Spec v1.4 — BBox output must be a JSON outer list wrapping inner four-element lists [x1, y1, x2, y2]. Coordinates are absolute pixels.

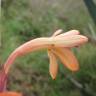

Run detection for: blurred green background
[[1, 0, 96, 96]]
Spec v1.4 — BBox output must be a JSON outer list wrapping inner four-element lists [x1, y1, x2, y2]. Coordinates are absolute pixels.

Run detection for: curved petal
[[56, 30, 80, 37], [52, 35, 88, 47], [52, 48, 79, 71], [52, 29, 63, 36], [48, 49, 58, 79]]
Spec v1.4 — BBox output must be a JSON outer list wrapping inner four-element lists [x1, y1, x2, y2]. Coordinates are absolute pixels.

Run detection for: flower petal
[[56, 30, 80, 37], [51, 35, 88, 47], [52, 29, 63, 36], [52, 48, 79, 71], [48, 49, 58, 79], [0, 92, 22, 96]]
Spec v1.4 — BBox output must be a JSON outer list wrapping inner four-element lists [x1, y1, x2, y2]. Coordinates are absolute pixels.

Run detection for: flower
[[0, 29, 88, 93], [0, 92, 22, 96]]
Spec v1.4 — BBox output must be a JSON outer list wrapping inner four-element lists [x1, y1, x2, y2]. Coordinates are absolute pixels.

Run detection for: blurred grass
[[1, 0, 96, 96]]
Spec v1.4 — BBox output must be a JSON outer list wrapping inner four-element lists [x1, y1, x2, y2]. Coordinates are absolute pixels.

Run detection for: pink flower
[[0, 29, 88, 92]]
